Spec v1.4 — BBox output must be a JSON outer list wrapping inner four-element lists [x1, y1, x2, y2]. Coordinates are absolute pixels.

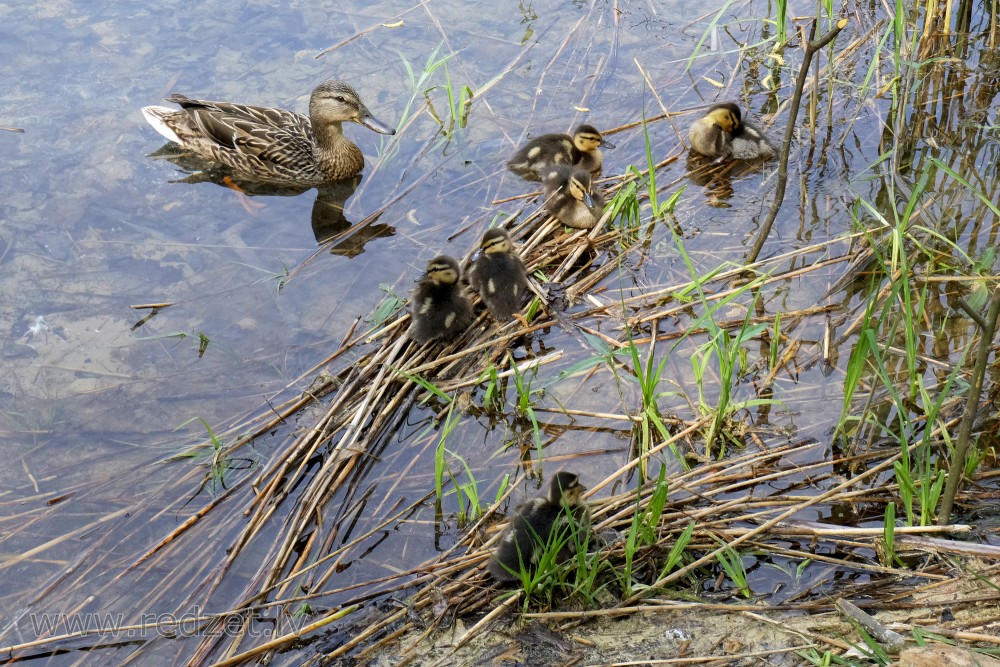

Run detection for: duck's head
[[566, 168, 595, 205], [545, 166, 596, 207], [705, 103, 742, 133], [549, 471, 586, 506], [310, 80, 396, 135], [425, 255, 461, 286], [480, 228, 514, 255], [572, 124, 615, 152]]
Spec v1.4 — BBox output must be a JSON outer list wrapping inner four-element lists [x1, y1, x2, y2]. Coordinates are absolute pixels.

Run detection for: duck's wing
[[164, 95, 311, 148]]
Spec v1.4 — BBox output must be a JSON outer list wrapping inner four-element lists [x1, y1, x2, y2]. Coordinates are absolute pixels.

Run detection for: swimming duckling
[[142, 80, 395, 185], [468, 229, 529, 322], [687, 102, 775, 161], [408, 256, 474, 345], [542, 165, 606, 230], [489, 472, 591, 582], [507, 124, 615, 180]]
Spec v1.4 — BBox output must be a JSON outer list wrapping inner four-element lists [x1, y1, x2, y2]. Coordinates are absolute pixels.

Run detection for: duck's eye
[[334, 95, 347, 103]]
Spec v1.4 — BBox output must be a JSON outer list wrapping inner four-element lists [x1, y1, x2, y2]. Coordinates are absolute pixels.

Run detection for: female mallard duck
[[408, 256, 474, 345], [489, 472, 591, 582], [468, 229, 529, 322], [142, 80, 395, 185], [507, 124, 614, 181], [688, 102, 775, 161], [542, 165, 606, 230]]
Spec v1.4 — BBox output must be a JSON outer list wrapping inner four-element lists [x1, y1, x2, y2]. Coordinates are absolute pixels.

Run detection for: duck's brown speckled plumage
[[142, 81, 395, 185]]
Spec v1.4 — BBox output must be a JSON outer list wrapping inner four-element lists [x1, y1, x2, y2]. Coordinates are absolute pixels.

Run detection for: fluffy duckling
[[468, 229, 529, 322], [408, 256, 473, 345], [687, 102, 775, 161], [489, 472, 591, 582], [542, 165, 606, 230], [142, 80, 395, 184], [507, 124, 615, 180]]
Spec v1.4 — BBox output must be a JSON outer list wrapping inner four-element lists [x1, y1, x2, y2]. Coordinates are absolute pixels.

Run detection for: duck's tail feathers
[[141, 106, 182, 144]]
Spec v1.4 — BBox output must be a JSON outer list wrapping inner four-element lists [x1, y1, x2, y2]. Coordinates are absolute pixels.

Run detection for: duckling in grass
[[489, 472, 591, 582], [142, 80, 396, 185], [408, 256, 473, 345], [542, 165, 606, 230], [468, 229, 529, 322], [507, 124, 615, 181], [688, 102, 775, 161]]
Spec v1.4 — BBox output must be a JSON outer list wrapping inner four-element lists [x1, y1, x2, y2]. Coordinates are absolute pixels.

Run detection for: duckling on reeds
[[468, 229, 529, 322], [408, 256, 473, 345], [488, 472, 591, 582], [688, 102, 775, 161], [507, 124, 614, 181], [142, 80, 395, 185], [542, 165, 606, 230]]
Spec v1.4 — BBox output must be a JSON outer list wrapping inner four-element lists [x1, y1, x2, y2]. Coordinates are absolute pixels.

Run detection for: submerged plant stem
[[746, 17, 848, 265], [937, 288, 1000, 525]]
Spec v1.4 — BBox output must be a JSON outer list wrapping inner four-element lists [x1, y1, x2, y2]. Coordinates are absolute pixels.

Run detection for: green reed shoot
[[880, 502, 899, 567], [511, 504, 590, 610], [367, 284, 405, 327], [394, 368, 453, 405], [773, 0, 788, 46], [494, 473, 511, 504], [638, 114, 685, 218], [769, 311, 781, 369], [445, 446, 482, 524], [686, 0, 736, 71], [621, 467, 670, 596], [622, 333, 676, 478], [433, 400, 460, 505], [657, 523, 695, 581], [391, 45, 473, 152], [510, 357, 543, 458], [669, 226, 777, 457], [712, 537, 751, 598], [606, 179, 641, 231], [479, 362, 504, 414], [173, 417, 234, 492]]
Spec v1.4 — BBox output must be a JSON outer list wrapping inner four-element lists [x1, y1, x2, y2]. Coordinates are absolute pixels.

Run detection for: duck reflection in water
[[146, 145, 394, 256]]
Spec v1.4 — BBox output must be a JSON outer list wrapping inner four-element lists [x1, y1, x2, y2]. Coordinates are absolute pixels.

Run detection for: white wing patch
[[444, 312, 456, 328], [487, 278, 496, 294], [419, 298, 433, 315]]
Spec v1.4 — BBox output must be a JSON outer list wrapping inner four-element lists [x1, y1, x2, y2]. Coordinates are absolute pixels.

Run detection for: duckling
[[687, 102, 775, 161], [541, 165, 606, 230], [468, 229, 529, 322], [142, 80, 395, 185], [408, 256, 474, 345], [489, 472, 591, 582], [507, 124, 615, 181]]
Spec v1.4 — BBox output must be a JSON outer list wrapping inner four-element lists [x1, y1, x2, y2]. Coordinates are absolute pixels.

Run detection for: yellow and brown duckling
[[687, 102, 775, 161], [507, 124, 614, 181], [489, 472, 591, 582], [468, 229, 529, 322], [542, 164, 606, 230], [142, 80, 396, 185], [408, 256, 474, 345]]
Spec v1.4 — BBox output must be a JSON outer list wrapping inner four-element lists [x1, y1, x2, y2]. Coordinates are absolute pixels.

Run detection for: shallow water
[[1, 0, 998, 663]]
